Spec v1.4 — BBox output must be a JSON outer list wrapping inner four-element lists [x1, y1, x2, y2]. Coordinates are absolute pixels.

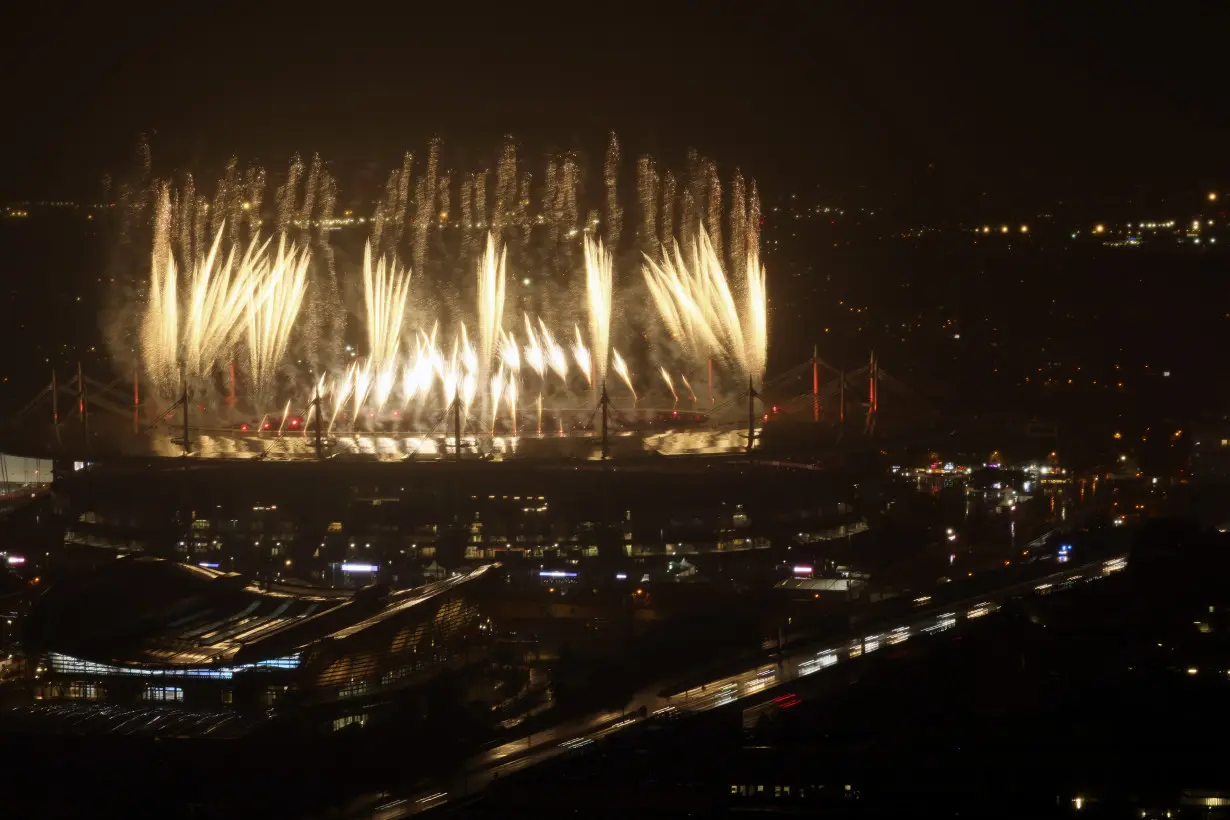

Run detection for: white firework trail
[[744, 247, 768, 386], [660, 367, 677, 405], [477, 234, 507, 377], [539, 319, 569, 382], [641, 225, 766, 385], [489, 366, 506, 433], [351, 358, 373, 422], [612, 348, 636, 401], [522, 313, 545, 377], [680, 373, 697, 403], [572, 324, 592, 388], [361, 242, 412, 410], [506, 376, 518, 436], [328, 360, 358, 434], [584, 235, 613, 385], [275, 399, 292, 437], [246, 235, 310, 404], [499, 329, 521, 373]]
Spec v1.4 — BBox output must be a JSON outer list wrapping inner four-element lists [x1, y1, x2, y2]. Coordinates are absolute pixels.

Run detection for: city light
[[1209, 192, 1218, 202], [340, 563, 379, 573]]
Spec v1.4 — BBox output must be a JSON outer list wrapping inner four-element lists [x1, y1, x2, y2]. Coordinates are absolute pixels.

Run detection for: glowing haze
[[129, 136, 770, 437]]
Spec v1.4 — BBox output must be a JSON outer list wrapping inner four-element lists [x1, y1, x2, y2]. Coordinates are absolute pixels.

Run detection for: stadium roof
[[25, 556, 497, 670]]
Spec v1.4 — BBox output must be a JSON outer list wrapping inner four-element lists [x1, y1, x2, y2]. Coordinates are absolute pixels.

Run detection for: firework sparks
[[680, 373, 697, 403], [660, 367, 677, 405], [477, 234, 507, 380], [144, 185, 311, 403], [641, 225, 765, 386], [506, 376, 518, 436], [540, 319, 569, 382], [247, 235, 310, 404], [522, 313, 545, 377], [128, 140, 770, 449], [584, 235, 613, 385], [744, 247, 768, 386], [612, 348, 636, 401], [361, 242, 412, 410], [328, 360, 357, 434], [572, 324, 592, 388], [499, 329, 521, 373], [490, 366, 506, 433]]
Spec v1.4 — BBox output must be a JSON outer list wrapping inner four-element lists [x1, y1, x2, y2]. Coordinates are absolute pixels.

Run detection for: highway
[[362, 552, 1129, 818]]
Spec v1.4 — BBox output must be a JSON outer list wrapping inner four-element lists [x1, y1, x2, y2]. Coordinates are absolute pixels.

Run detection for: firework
[[680, 373, 697, 404], [477, 234, 507, 381], [572, 324, 592, 388], [144, 187, 311, 402], [660, 367, 677, 405], [641, 225, 766, 385], [490, 366, 505, 433], [523, 313, 545, 377], [499, 329, 521, 373], [361, 243, 411, 410], [126, 138, 771, 447], [744, 247, 768, 386], [584, 235, 613, 385], [612, 348, 636, 401], [506, 376, 518, 436], [247, 235, 311, 403], [540, 319, 569, 382]]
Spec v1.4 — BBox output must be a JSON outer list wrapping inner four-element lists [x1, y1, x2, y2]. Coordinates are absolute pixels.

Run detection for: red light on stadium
[[239, 424, 249, 432], [262, 422, 272, 430], [772, 405, 779, 413], [671, 410, 678, 417], [289, 418, 300, 428]]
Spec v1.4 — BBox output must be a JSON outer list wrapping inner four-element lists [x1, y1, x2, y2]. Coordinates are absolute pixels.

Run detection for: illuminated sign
[[340, 563, 379, 573]]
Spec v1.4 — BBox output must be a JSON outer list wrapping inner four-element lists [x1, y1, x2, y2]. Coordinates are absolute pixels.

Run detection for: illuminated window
[[142, 686, 183, 702], [47, 652, 299, 679], [261, 686, 285, 708], [332, 713, 368, 731], [339, 679, 369, 699]]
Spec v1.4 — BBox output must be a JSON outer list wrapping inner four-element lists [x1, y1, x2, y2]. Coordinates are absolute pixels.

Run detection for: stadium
[[19, 557, 503, 734]]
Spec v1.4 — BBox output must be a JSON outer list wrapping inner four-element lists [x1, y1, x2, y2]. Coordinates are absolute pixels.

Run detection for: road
[[361, 552, 1129, 818]]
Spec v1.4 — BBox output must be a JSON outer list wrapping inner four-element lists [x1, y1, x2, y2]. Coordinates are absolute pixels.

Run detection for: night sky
[[6, 5, 1230, 213]]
